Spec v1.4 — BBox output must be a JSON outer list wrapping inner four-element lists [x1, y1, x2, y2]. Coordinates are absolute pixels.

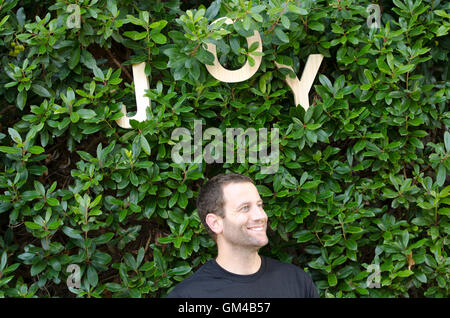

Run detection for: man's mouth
[[247, 226, 265, 232]]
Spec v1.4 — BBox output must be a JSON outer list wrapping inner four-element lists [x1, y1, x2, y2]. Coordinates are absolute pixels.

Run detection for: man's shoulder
[[263, 256, 319, 297], [263, 256, 312, 279], [264, 256, 303, 270]]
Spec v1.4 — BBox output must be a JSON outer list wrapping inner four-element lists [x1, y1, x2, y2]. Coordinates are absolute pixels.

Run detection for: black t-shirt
[[167, 256, 319, 298]]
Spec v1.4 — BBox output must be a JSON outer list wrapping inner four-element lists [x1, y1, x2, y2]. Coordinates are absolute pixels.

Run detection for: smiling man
[[167, 173, 319, 298]]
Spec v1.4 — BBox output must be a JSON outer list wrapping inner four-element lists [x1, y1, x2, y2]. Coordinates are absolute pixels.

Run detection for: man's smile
[[247, 225, 266, 232]]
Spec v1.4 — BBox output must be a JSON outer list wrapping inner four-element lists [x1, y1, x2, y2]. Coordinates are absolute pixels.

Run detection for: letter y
[[275, 54, 323, 110]]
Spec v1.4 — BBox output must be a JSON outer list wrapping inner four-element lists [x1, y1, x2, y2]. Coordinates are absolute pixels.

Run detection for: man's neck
[[215, 248, 262, 275]]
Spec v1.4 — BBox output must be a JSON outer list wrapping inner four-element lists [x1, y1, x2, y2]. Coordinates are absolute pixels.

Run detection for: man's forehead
[[222, 182, 261, 206]]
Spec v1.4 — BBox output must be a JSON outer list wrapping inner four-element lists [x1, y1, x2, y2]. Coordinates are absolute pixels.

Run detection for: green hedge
[[0, 0, 449, 298]]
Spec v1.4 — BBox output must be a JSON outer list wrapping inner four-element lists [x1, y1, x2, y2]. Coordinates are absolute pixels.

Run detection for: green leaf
[[69, 47, 81, 70], [70, 111, 80, 123], [344, 239, 358, 251], [0, 252, 6, 271], [158, 236, 174, 244], [16, 7, 26, 27], [142, 11, 149, 24], [0, 146, 21, 154], [332, 255, 347, 266], [22, 191, 40, 201], [77, 109, 96, 119], [141, 135, 151, 156], [87, 266, 98, 287], [256, 185, 272, 196], [287, 4, 307, 15], [169, 191, 179, 208], [153, 248, 166, 272], [149, 20, 168, 30], [32, 84, 52, 98], [92, 251, 112, 267], [376, 58, 391, 74], [168, 265, 192, 276], [178, 192, 188, 209], [268, 6, 283, 16], [364, 69, 373, 82], [305, 130, 317, 143], [47, 220, 61, 230], [346, 226, 363, 233], [28, 146, 45, 154], [93, 65, 104, 80], [360, 84, 372, 91], [25, 222, 41, 230], [62, 226, 83, 240], [152, 33, 167, 44], [34, 181, 45, 196], [106, 283, 123, 292], [17, 90, 27, 110], [328, 273, 337, 286], [274, 28, 289, 43], [4, 81, 18, 88], [309, 21, 324, 32], [195, 47, 215, 65], [417, 201, 433, 209], [293, 230, 314, 243], [396, 270, 413, 277], [319, 74, 333, 93], [0, 15, 10, 29], [248, 41, 260, 52], [90, 195, 102, 209], [280, 15, 290, 29], [126, 15, 146, 27], [31, 260, 47, 276], [353, 140, 367, 153], [415, 272, 427, 283], [81, 50, 97, 70], [397, 64, 415, 74], [302, 180, 321, 189], [356, 287, 369, 295], [46, 197, 59, 206], [124, 31, 147, 41], [444, 131, 450, 152], [299, 190, 315, 203], [401, 230, 409, 248], [436, 164, 446, 187], [8, 128, 22, 144], [135, 161, 154, 169], [250, 12, 263, 23], [438, 207, 450, 216]]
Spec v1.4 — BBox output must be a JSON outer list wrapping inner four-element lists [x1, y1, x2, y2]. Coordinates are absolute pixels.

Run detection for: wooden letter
[[115, 62, 150, 129], [274, 54, 323, 110], [205, 17, 262, 83]]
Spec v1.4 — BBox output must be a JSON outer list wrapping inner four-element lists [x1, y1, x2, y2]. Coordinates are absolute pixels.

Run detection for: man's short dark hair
[[197, 173, 254, 239]]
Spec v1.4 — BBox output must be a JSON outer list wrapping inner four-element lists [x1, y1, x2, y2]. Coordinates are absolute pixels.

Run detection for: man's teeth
[[248, 227, 264, 231]]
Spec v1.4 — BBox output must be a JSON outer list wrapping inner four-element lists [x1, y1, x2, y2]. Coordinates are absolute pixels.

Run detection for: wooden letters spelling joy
[[116, 17, 324, 129]]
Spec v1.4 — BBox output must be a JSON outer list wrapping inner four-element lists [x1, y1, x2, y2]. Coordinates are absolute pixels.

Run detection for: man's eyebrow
[[236, 200, 263, 208]]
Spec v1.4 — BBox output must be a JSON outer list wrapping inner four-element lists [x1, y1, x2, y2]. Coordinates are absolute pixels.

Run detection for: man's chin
[[260, 237, 269, 247], [248, 235, 268, 248]]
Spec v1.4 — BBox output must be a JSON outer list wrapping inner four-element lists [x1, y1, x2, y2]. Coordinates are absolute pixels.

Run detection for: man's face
[[218, 182, 269, 250]]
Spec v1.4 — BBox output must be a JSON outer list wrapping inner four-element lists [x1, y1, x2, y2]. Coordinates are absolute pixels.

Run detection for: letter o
[[205, 17, 262, 83]]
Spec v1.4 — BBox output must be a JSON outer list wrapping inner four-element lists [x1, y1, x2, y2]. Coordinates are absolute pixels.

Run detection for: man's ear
[[206, 213, 223, 235]]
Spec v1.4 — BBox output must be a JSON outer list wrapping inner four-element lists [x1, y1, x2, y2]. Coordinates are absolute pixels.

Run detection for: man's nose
[[251, 205, 267, 221]]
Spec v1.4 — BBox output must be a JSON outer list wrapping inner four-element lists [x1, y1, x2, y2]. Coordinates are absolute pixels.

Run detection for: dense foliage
[[0, 0, 449, 298]]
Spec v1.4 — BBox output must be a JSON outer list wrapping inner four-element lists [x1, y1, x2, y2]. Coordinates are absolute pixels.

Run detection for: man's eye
[[241, 205, 249, 211]]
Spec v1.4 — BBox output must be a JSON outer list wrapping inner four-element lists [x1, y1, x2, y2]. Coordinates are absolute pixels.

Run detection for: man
[[167, 173, 319, 298]]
